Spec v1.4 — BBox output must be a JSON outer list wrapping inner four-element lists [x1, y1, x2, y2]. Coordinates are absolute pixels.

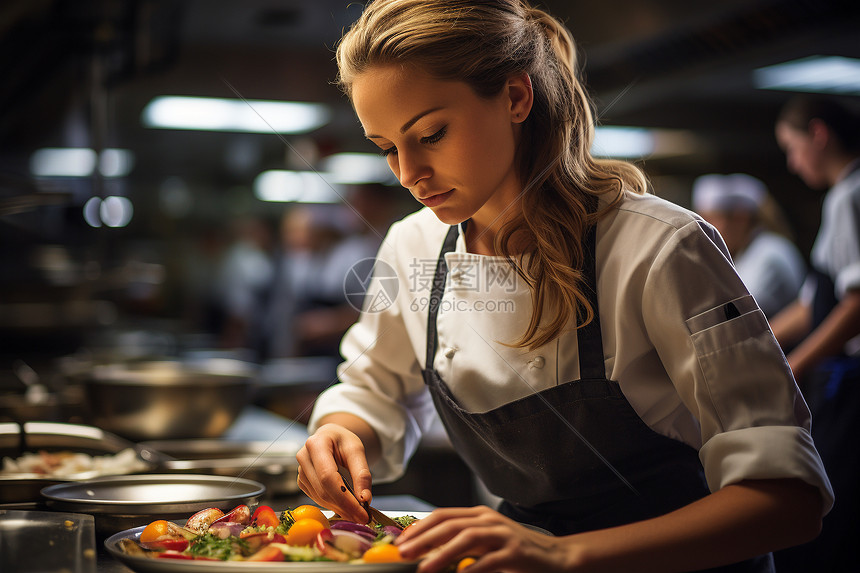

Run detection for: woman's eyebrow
[[365, 106, 445, 139]]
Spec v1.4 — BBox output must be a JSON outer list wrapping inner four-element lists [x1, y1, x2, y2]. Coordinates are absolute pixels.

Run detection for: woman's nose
[[395, 150, 431, 188]]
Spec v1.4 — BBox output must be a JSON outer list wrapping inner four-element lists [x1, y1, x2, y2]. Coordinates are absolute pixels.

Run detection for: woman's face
[[351, 65, 526, 227], [776, 121, 828, 190]]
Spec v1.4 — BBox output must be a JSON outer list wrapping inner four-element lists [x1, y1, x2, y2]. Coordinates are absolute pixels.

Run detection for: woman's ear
[[508, 72, 533, 123], [808, 118, 830, 149]]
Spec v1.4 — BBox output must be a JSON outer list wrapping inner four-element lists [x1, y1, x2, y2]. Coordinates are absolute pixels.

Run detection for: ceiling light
[[30, 148, 134, 178], [30, 148, 135, 178], [591, 127, 656, 158], [142, 96, 331, 133], [318, 153, 396, 185], [753, 55, 860, 95], [254, 170, 343, 203]]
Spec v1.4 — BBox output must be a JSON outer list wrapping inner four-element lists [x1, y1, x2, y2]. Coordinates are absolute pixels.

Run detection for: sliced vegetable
[[213, 504, 250, 526], [330, 529, 374, 557], [315, 530, 351, 562], [330, 520, 376, 539], [251, 505, 280, 528], [241, 531, 286, 553], [247, 545, 285, 562], [208, 521, 244, 539], [185, 508, 224, 533]]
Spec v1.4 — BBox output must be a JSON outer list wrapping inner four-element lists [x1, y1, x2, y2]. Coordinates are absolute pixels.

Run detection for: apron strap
[[425, 224, 460, 370], [424, 220, 606, 379], [577, 222, 606, 380]]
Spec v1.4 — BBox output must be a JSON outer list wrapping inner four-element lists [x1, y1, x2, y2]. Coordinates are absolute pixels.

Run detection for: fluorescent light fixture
[[753, 55, 860, 95], [318, 152, 397, 184], [254, 170, 343, 203], [30, 148, 134, 177], [592, 126, 655, 158], [84, 196, 134, 228], [142, 95, 331, 133]]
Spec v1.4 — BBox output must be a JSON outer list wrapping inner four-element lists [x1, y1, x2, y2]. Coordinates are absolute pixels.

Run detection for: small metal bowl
[[82, 359, 256, 441], [41, 473, 265, 537]]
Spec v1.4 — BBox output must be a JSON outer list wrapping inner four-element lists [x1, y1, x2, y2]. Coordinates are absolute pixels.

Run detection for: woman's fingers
[[295, 425, 371, 523]]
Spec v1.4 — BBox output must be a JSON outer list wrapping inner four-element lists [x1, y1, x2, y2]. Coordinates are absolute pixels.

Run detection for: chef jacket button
[[444, 347, 457, 359], [530, 356, 545, 369]]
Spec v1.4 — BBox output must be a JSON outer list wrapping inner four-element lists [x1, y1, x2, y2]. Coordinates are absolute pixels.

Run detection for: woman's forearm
[[569, 479, 822, 573], [769, 299, 811, 349], [788, 290, 860, 378]]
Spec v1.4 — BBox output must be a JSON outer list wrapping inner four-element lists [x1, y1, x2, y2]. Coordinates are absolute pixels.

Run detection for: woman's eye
[[379, 146, 397, 157], [421, 126, 447, 145]]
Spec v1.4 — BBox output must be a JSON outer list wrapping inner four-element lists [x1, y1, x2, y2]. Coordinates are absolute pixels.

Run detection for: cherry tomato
[[251, 505, 280, 528], [289, 505, 330, 529], [286, 518, 326, 546], [140, 520, 170, 543], [362, 544, 403, 563], [457, 557, 478, 570]]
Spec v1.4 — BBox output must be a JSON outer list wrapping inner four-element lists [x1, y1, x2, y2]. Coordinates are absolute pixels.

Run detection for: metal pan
[[40, 474, 265, 536], [0, 421, 170, 507], [140, 439, 301, 496]]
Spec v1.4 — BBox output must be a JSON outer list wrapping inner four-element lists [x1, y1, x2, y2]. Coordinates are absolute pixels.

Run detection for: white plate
[[104, 512, 429, 573]]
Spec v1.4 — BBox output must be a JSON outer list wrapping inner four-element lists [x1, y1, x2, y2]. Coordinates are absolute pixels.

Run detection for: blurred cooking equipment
[[140, 438, 302, 496], [0, 360, 86, 424], [81, 358, 257, 441], [0, 509, 96, 573], [255, 356, 338, 425], [0, 421, 168, 507], [40, 474, 265, 537]]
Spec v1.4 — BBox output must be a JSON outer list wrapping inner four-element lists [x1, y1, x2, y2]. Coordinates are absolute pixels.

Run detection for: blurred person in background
[[263, 186, 403, 360], [262, 204, 346, 360], [214, 215, 276, 354], [771, 95, 860, 573], [692, 173, 805, 318]]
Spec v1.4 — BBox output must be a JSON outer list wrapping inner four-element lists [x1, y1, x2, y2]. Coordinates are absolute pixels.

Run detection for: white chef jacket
[[809, 162, 860, 299], [309, 191, 833, 513]]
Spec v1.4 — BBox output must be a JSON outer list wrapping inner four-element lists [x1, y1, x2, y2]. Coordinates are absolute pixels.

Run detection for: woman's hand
[[395, 506, 578, 573], [295, 421, 373, 524]]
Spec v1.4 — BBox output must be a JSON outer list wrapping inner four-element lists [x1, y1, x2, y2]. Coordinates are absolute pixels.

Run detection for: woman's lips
[[418, 189, 454, 207]]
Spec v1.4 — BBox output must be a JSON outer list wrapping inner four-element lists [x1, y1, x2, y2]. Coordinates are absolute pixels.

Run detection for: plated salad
[[118, 504, 419, 563]]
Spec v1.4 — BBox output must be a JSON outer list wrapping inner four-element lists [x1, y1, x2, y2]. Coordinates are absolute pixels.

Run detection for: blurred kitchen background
[[1, 0, 859, 507]]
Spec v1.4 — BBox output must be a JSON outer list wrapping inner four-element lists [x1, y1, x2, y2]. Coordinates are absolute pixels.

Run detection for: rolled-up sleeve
[[641, 220, 834, 514], [307, 221, 436, 483]]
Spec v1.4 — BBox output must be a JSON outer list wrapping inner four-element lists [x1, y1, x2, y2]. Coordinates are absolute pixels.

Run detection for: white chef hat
[[692, 173, 767, 213]]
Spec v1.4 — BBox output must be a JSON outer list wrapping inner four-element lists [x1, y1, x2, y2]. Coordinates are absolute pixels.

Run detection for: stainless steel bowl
[[41, 473, 265, 537], [82, 359, 256, 441]]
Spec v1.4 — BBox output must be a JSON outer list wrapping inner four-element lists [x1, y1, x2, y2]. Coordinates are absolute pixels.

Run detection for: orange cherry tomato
[[251, 505, 280, 528], [140, 520, 170, 543], [457, 557, 478, 571], [289, 505, 330, 529], [286, 518, 326, 546], [362, 544, 403, 563]]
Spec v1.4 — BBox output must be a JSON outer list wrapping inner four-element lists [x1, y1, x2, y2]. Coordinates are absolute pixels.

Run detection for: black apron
[[774, 267, 860, 573], [421, 223, 773, 572]]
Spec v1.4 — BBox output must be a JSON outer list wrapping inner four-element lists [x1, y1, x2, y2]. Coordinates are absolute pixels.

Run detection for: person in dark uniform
[[770, 95, 860, 573], [296, 2, 833, 571]]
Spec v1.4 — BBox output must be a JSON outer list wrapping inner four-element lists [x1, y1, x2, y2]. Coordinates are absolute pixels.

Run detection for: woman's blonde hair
[[337, 0, 648, 349]]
